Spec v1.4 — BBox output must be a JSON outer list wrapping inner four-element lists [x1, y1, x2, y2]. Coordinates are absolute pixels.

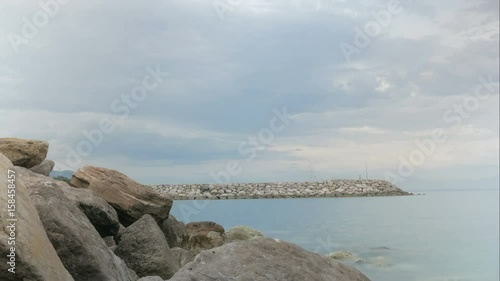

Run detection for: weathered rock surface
[[71, 165, 173, 226], [0, 154, 74, 281], [328, 250, 354, 261], [13, 167, 136, 281], [151, 179, 412, 200], [0, 138, 49, 168], [137, 277, 164, 281], [29, 159, 55, 176], [185, 221, 226, 254], [114, 215, 179, 279], [61, 186, 120, 237], [226, 226, 264, 242], [170, 238, 371, 281], [160, 215, 188, 248], [171, 247, 196, 268]]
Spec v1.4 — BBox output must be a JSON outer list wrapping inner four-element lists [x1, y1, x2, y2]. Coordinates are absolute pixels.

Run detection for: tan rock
[[0, 138, 49, 168], [0, 153, 74, 281], [71, 165, 173, 226]]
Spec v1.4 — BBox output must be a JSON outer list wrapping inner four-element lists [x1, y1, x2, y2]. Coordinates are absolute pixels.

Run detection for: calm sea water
[[170, 190, 499, 281]]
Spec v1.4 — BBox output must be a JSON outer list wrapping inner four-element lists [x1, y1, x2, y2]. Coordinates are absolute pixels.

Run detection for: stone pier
[[149, 179, 411, 200]]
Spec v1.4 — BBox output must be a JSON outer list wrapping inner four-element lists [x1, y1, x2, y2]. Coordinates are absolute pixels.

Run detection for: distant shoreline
[[149, 179, 412, 200]]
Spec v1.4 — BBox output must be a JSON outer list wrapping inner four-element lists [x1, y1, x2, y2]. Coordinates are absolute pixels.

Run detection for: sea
[[170, 189, 499, 281]]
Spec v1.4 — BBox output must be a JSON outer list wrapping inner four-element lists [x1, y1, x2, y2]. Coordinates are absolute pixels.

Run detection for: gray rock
[[171, 247, 195, 268], [185, 221, 226, 254], [0, 138, 49, 168], [12, 167, 136, 281], [29, 159, 55, 176], [170, 238, 371, 281], [61, 186, 120, 237], [137, 277, 164, 281], [104, 236, 117, 247], [71, 165, 173, 226], [114, 215, 179, 279], [0, 154, 74, 281], [160, 215, 188, 248]]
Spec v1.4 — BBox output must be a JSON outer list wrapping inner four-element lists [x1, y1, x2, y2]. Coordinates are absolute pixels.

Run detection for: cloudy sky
[[0, 0, 498, 190]]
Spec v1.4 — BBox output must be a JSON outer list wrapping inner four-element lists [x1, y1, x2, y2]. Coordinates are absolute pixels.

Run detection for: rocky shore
[[0, 137, 372, 281], [150, 179, 411, 200]]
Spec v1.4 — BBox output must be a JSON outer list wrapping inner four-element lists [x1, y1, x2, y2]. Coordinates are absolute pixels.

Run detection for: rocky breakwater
[[0, 137, 372, 281], [150, 179, 411, 200]]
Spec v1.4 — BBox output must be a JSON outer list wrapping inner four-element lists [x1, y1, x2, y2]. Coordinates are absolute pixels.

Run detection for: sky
[[0, 0, 498, 190]]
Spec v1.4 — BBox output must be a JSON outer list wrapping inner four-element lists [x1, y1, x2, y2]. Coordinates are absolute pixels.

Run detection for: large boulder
[[170, 238, 371, 281], [226, 225, 264, 242], [0, 154, 74, 281], [61, 186, 120, 237], [0, 138, 48, 168], [185, 221, 226, 254], [71, 165, 173, 226], [160, 215, 188, 248], [29, 159, 55, 176], [114, 215, 179, 279], [12, 167, 137, 281]]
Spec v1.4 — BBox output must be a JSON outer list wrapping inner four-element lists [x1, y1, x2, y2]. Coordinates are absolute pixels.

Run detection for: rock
[[29, 159, 55, 176], [0, 138, 49, 168], [113, 253, 140, 281], [115, 223, 126, 244], [160, 215, 188, 248], [327, 250, 354, 261], [104, 236, 117, 247], [12, 167, 137, 281], [71, 165, 173, 226], [226, 225, 263, 242], [171, 247, 196, 268], [0, 154, 74, 281], [185, 221, 226, 254], [114, 215, 179, 279], [61, 186, 120, 237], [170, 238, 371, 281], [137, 277, 164, 281]]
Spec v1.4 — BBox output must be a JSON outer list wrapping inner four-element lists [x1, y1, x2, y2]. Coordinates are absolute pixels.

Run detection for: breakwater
[[149, 179, 412, 200]]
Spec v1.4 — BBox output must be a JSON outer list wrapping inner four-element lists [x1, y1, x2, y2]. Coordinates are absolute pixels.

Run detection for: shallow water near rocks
[[171, 190, 499, 281]]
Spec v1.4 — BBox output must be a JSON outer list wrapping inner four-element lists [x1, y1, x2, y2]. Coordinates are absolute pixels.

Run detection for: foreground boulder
[[185, 221, 226, 254], [71, 165, 173, 226], [160, 215, 188, 248], [61, 187, 120, 237], [226, 225, 264, 242], [0, 138, 48, 168], [0, 154, 74, 281], [13, 167, 137, 281], [29, 159, 55, 176], [114, 215, 179, 279], [170, 238, 371, 281]]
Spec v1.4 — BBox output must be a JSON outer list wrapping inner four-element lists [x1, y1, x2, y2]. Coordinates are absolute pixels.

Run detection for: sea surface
[[170, 190, 499, 281]]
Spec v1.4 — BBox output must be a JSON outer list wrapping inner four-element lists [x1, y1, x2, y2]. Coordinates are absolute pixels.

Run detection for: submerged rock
[[170, 238, 371, 281], [327, 250, 354, 261]]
